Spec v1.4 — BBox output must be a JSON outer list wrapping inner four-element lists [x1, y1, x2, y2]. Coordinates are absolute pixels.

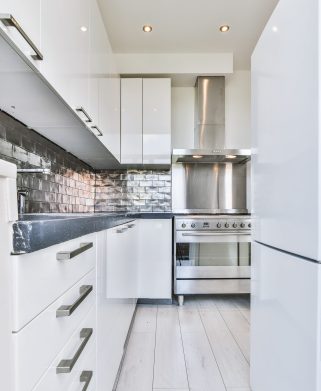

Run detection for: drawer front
[[32, 306, 96, 391], [12, 233, 96, 330], [13, 270, 96, 391]]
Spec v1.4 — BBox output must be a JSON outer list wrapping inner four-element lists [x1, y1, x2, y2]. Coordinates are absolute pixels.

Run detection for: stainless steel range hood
[[172, 76, 251, 164]]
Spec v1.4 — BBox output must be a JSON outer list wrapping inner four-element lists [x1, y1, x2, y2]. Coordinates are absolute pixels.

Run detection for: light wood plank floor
[[116, 295, 251, 391]]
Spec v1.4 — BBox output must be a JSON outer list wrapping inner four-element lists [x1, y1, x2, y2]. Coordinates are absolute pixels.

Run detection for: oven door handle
[[181, 232, 250, 236]]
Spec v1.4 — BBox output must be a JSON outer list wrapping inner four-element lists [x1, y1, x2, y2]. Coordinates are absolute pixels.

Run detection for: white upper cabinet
[[41, 0, 90, 122], [0, 0, 42, 69], [121, 77, 171, 165], [121, 78, 143, 164], [89, 0, 120, 161], [143, 78, 171, 164]]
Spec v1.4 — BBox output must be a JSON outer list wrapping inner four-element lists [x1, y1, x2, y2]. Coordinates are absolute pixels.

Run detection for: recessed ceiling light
[[80, 26, 88, 32], [272, 26, 278, 32], [143, 25, 153, 33], [219, 25, 230, 33], [192, 155, 203, 159], [226, 155, 237, 159]]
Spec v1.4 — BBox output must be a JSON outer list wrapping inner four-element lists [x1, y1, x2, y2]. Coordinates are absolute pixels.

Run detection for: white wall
[[171, 87, 195, 149], [225, 70, 251, 149], [171, 71, 251, 149]]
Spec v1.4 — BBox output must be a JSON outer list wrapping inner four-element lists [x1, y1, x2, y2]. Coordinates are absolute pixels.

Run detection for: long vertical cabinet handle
[[56, 285, 93, 317], [80, 371, 93, 391], [0, 14, 43, 60], [56, 328, 93, 374]]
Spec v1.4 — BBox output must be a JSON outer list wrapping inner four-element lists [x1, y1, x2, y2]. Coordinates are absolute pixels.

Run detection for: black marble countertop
[[12, 212, 174, 254]]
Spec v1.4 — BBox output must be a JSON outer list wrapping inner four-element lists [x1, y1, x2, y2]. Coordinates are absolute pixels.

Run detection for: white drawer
[[32, 306, 96, 391], [13, 270, 96, 391], [11, 233, 96, 330]]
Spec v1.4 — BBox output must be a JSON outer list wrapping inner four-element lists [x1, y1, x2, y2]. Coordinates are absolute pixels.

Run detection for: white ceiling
[[98, 0, 279, 70]]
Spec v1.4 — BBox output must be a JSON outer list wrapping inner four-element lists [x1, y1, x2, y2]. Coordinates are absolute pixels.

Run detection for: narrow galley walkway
[[115, 295, 251, 391]]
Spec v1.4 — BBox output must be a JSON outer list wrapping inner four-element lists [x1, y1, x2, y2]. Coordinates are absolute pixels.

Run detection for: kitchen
[[0, 0, 318, 390]]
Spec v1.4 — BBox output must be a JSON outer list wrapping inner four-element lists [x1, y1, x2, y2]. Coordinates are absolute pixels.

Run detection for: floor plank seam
[[218, 309, 250, 366], [152, 305, 160, 389], [177, 304, 191, 391], [198, 306, 228, 391]]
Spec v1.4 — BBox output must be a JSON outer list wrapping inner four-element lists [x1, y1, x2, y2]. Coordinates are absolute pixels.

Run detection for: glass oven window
[[176, 242, 251, 267]]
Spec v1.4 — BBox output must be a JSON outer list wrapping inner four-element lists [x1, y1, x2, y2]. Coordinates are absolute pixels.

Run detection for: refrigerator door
[[251, 242, 321, 391], [0, 159, 17, 391], [251, 0, 320, 260]]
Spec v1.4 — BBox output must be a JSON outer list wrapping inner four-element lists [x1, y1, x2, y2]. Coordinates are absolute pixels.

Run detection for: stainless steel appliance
[[174, 215, 251, 305], [172, 162, 249, 214]]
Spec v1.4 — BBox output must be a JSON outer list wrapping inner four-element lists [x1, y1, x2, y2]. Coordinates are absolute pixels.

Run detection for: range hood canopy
[[172, 149, 251, 164], [172, 76, 251, 164]]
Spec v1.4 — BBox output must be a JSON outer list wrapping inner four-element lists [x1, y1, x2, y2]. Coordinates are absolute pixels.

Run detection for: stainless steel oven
[[174, 215, 251, 305]]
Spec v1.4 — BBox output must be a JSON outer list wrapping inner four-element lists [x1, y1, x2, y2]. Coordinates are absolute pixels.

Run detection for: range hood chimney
[[195, 76, 225, 149], [172, 76, 250, 164]]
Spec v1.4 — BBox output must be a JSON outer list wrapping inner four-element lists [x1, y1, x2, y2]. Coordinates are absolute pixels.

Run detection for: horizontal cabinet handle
[[127, 223, 135, 229], [91, 125, 103, 137], [181, 232, 250, 236], [116, 227, 128, 234], [56, 242, 93, 261], [56, 285, 93, 317], [0, 14, 43, 60], [80, 371, 93, 391], [76, 107, 93, 123], [56, 328, 93, 374]]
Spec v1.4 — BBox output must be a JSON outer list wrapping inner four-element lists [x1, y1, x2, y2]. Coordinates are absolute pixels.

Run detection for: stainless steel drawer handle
[[56, 285, 93, 317], [80, 371, 93, 391], [116, 227, 128, 234], [56, 242, 93, 261], [76, 107, 93, 123], [56, 328, 93, 374], [91, 125, 103, 136], [0, 14, 43, 60]]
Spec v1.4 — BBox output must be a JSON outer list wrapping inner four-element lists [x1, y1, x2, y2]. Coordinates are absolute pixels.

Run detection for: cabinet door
[[0, 0, 41, 69], [99, 56, 121, 161], [106, 222, 138, 299], [143, 78, 171, 165], [138, 219, 172, 299], [41, 0, 90, 121], [121, 78, 143, 164]]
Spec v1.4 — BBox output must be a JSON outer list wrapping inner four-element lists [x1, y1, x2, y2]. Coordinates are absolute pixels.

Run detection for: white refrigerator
[[251, 0, 321, 389], [0, 159, 17, 390]]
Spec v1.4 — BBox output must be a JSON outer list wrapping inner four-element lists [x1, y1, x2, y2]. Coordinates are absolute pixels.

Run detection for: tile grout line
[[152, 305, 159, 390], [217, 306, 250, 366], [177, 306, 191, 391], [197, 304, 228, 391]]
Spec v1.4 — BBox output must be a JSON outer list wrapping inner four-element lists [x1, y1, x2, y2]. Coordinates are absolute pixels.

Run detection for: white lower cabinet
[[9, 233, 97, 391], [138, 219, 172, 299], [106, 221, 138, 299], [13, 270, 95, 391], [32, 306, 96, 391], [11, 233, 96, 331]]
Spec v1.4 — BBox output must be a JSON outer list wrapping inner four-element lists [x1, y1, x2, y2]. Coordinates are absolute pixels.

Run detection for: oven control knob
[[240, 223, 245, 228], [217, 223, 222, 228], [233, 223, 237, 228], [191, 223, 196, 228], [248, 223, 252, 228], [225, 223, 229, 228], [181, 223, 186, 228]]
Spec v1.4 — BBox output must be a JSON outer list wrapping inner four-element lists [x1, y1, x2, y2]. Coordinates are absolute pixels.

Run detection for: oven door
[[175, 231, 251, 280]]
